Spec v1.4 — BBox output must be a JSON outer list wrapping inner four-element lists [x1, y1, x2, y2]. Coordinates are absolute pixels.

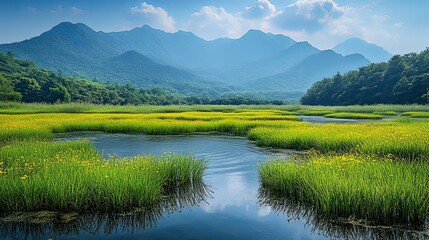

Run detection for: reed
[[402, 112, 429, 118], [249, 122, 429, 160], [259, 153, 429, 226], [0, 141, 207, 212]]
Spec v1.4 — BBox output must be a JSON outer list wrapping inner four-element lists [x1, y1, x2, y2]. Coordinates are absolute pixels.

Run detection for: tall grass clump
[[249, 122, 429, 160], [259, 154, 429, 226], [402, 112, 429, 118], [373, 111, 398, 116], [0, 141, 207, 212]]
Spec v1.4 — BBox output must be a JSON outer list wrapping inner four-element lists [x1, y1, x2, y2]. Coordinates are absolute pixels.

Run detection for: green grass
[[324, 112, 383, 119], [402, 112, 429, 118], [0, 141, 207, 212], [259, 153, 429, 226], [1, 103, 429, 226], [1, 102, 429, 114], [248, 122, 429, 160], [373, 111, 398, 116]]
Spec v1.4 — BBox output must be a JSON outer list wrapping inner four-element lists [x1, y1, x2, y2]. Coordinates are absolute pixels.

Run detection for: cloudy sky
[[0, 0, 427, 54]]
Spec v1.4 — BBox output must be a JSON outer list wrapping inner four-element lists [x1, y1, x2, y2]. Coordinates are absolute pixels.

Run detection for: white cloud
[[130, 2, 176, 32], [184, 6, 249, 40], [244, 0, 276, 19], [182, 0, 351, 41], [50, 5, 65, 15], [50, 5, 84, 15], [272, 0, 346, 33], [71, 7, 84, 15], [393, 22, 404, 28], [371, 14, 389, 22], [126, 0, 397, 53]]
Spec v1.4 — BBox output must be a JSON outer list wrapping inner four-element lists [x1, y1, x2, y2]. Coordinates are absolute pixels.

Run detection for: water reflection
[[258, 187, 429, 240], [0, 182, 212, 240]]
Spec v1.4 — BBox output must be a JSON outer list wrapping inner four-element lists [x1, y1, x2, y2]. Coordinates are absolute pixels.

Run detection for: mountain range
[[0, 22, 390, 100]]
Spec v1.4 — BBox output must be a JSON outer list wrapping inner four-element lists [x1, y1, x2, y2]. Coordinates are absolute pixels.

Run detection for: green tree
[[14, 77, 42, 102], [47, 86, 71, 103], [0, 74, 22, 101]]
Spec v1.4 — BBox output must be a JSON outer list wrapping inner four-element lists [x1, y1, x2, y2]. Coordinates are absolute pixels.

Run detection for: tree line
[[0, 52, 282, 105], [301, 49, 429, 105]]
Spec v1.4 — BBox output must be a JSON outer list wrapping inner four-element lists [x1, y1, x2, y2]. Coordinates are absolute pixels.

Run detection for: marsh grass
[[248, 122, 429, 160], [1, 104, 429, 225], [0, 113, 302, 139], [0, 141, 207, 212], [259, 153, 429, 226], [373, 111, 398, 116], [402, 112, 429, 118], [1, 102, 429, 114]]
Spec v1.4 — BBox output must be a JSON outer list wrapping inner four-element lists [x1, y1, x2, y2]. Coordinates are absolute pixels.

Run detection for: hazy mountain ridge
[[250, 50, 370, 91], [0, 22, 231, 97], [333, 38, 392, 63], [0, 22, 381, 100]]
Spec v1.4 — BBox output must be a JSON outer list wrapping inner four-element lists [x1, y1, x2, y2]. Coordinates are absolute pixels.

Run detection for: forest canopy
[[301, 49, 429, 105]]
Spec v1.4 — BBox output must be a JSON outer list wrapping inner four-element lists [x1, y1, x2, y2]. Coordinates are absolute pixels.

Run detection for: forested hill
[[301, 49, 429, 105], [0, 52, 282, 105]]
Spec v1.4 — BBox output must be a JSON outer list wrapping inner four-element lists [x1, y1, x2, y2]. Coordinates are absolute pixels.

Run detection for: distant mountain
[[227, 41, 320, 83], [0, 22, 229, 97], [0, 22, 375, 100], [249, 50, 371, 91], [207, 30, 296, 69], [109, 28, 296, 70], [101, 51, 229, 96], [0, 22, 118, 75], [333, 38, 392, 63]]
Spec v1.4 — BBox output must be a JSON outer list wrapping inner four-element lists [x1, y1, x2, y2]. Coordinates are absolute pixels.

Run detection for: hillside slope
[[301, 49, 429, 105]]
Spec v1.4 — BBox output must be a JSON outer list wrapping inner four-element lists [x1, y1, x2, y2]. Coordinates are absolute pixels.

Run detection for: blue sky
[[0, 0, 427, 54]]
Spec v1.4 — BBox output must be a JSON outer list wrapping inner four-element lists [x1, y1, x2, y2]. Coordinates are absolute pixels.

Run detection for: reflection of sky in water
[[53, 133, 327, 239]]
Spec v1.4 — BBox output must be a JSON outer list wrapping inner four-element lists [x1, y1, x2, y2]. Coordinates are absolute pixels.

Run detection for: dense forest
[[301, 49, 429, 105], [0, 52, 282, 105]]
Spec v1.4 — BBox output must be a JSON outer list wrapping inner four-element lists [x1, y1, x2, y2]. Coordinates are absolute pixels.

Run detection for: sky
[[0, 0, 427, 54]]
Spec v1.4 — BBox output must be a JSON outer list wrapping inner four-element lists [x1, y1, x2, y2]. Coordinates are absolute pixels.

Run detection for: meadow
[[0, 102, 429, 227]]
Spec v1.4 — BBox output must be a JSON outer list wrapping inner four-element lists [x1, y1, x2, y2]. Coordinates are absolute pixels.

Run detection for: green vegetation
[[0, 104, 429, 227], [301, 49, 429, 105], [0, 140, 206, 212], [324, 112, 383, 119], [402, 112, 429, 118], [249, 122, 429, 160], [372, 111, 398, 116], [2, 102, 429, 115], [259, 153, 429, 226]]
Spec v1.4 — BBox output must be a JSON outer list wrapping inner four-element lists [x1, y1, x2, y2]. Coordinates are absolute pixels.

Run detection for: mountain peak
[[333, 37, 392, 63], [343, 37, 367, 43], [47, 22, 95, 37], [241, 29, 267, 39], [52, 22, 90, 31]]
